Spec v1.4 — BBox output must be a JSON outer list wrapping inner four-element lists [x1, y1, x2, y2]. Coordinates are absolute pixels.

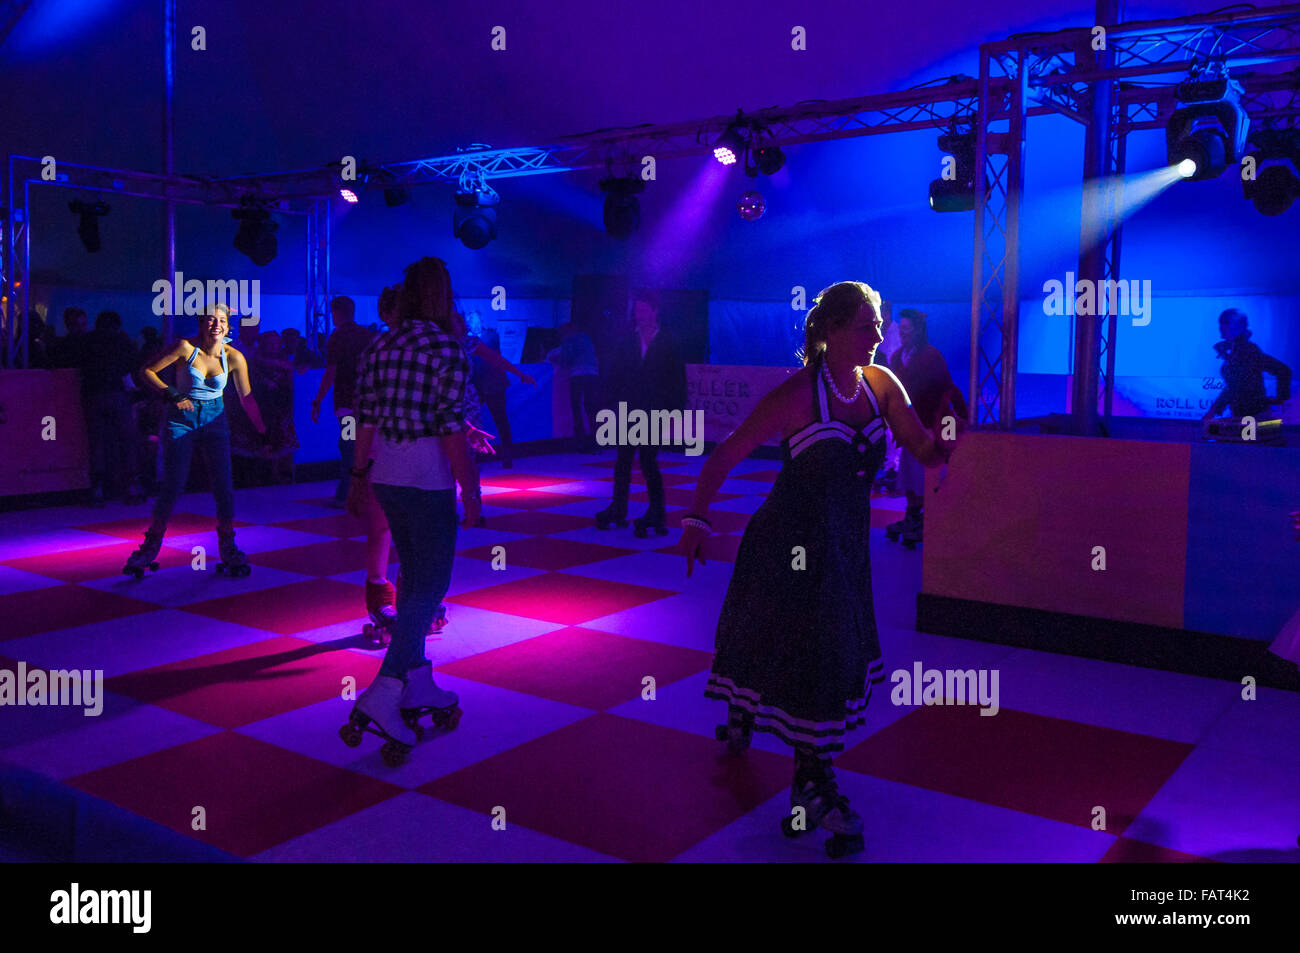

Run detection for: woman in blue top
[[124, 304, 267, 577]]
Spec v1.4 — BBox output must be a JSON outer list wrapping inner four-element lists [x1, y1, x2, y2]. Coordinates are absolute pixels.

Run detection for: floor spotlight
[[69, 200, 110, 252], [600, 175, 644, 239], [453, 174, 500, 249], [232, 200, 278, 266], [1166, 69, 1248, 181]]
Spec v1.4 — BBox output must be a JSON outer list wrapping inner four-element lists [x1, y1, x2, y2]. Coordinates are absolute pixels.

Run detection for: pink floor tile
[[437, 626, 713, 708], [69, 732, 403, 857], [447, 571, 676, 625], [422, 713, 790, 862]]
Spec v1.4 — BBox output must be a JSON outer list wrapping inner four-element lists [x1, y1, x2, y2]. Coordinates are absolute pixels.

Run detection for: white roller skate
[[339, 676, 416, 766], [398, 661, 461, 740], [781, 760, 865, 859]]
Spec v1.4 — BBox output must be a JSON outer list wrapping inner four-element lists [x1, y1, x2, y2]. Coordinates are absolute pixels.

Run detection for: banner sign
[[686, 364, 799, 445]]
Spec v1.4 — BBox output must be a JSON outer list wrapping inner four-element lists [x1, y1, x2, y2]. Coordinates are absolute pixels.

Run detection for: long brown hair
[[799, 281, 881, 366], [395, 257, 464, 337]]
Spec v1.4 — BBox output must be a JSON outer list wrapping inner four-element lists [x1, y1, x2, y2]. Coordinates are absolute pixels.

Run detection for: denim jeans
[[334, 415, 356, 502], [152, 398, 234, 531], [370, 483, 458, 678], [569, 375, 600, 450]]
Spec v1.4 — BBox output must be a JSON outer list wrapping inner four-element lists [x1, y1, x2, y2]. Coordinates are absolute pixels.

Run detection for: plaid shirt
[[355, 322, 471, 442]]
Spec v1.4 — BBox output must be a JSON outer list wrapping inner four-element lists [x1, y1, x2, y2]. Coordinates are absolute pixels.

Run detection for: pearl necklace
[[821, 360, 864, 404]]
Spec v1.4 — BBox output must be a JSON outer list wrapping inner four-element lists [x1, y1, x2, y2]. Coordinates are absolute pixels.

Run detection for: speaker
[[521, 326, 562, 363]]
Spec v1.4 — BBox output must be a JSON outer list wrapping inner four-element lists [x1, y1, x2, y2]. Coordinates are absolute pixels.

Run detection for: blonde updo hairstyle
[[799, 280, 881, 367]]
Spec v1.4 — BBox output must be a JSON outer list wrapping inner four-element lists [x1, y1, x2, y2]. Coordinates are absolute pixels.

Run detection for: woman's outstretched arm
[[687, 373, 797, 517], [867, 365, 950, 467]]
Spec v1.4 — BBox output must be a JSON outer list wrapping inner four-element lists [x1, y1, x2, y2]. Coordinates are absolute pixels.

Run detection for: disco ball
[[737, 190, 766, 221]]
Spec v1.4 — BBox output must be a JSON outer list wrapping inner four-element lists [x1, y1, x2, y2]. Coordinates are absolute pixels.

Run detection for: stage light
[[1242, 130, 1300, 216], [928, 130, 976, 212], [1166, 69, 1248, 181], [753, 145, 785, 176], [453, 175, 500, 249], [600, 175, 644, 239], [69, 200, 109, 252], [713, 124, 747, 166], [232, 201, 278, 266], [339, 188, 359, 203], [1177, 158, 1197, 178]]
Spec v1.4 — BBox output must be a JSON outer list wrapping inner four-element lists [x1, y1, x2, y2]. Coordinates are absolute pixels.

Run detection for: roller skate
[[594, 499, 628, 530], [362, 579, 397, 647], [714, 705, 755, 755], [632, 506, 669, 538], [338, 675, 416, 766], [781, 756, 865, 859], [214, 529, 252, 577], [899, 508, 923, 550], [398, 661, 462, 740], [122, 528, 164, 579], [887, 503, 921, 546]]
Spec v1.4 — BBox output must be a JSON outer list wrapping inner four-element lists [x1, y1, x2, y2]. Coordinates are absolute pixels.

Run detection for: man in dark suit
[[595, 290, 687, 535]]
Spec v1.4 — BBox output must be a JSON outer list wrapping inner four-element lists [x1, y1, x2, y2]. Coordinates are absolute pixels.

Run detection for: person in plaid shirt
[[341, 257, 483, 761]]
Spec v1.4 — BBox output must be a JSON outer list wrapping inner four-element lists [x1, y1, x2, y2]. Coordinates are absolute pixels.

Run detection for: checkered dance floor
[[1, 452, 1297, 862]]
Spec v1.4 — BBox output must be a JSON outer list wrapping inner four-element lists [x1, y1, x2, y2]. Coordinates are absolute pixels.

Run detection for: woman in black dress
[[677, 280, 955, 857]]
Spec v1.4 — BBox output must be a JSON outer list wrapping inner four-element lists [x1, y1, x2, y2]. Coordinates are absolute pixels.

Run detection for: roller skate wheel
[[634, 526, 647, 538], [434, 707, 461, 730], [339, 724, 363, 747], [380, 741, 409, 767], [825, 833, 864, 859], [781, 816, 804, 838], [411, 722, 425, 742]]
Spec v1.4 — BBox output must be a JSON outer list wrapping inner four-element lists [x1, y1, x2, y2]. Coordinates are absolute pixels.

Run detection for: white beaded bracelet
[[680, 516, 712, 534]]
